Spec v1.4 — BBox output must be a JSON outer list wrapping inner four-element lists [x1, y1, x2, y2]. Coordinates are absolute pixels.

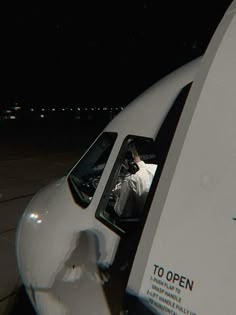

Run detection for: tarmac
[[0, 121, 104, 314]]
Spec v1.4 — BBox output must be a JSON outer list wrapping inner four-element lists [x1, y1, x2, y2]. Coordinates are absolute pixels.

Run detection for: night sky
[[0, 1, 233, 108]]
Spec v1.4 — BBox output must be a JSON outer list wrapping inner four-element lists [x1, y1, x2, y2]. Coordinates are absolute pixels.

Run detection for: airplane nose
[[15, 180, 112, 314], [16, 213, 111, 314]]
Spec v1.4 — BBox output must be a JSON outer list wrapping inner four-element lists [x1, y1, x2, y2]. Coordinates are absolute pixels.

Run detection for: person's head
[[122, 143, 139, 174]]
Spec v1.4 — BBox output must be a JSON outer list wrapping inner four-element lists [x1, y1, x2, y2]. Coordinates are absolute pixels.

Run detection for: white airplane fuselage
[[16, 1, 236, 314]]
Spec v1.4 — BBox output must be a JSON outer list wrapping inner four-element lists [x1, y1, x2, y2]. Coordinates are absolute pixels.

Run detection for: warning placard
[[142, 264, 196, 315]]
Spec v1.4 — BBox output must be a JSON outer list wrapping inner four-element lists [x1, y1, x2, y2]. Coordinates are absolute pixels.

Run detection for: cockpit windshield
[[68, 132, 117, 208]]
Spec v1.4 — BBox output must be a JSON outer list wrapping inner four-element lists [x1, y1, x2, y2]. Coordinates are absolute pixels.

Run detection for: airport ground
[[0, 120, 107, 314]]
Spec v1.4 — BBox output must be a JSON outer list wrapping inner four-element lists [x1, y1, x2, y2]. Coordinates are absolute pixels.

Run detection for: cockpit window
[[68, 132, 117, 208], [95, 83, 192, 236], [96, 136, 158, 235]]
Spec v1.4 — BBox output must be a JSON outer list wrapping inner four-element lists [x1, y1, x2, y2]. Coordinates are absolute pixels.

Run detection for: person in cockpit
[[113, 145, 157, 218]]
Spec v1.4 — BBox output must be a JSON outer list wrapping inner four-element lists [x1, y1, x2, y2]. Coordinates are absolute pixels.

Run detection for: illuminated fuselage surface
[[129, 1, 236, 314], [15, 59, 199, 315], [16, 1, 236, 314]]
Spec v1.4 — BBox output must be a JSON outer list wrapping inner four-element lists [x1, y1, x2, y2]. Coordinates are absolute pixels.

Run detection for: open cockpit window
[[96, 83, 192, 236], [96, 136, 158, 235], [68, 132, 117, 208]]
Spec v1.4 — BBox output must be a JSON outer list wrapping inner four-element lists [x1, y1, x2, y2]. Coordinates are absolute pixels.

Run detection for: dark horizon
[[0, 1, 232, 108]]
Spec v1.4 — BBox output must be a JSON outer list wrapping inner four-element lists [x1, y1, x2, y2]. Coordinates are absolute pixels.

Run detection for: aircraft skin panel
[[15, 60, 200, 315], [16, 176, 114, 315], [127, 5, 236, 300], [129, 3, 236, 315], [14, 60, 200, 314], [104, 58, 200, 140]]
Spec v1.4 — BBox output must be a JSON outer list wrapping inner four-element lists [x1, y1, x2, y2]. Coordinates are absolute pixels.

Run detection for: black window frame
[[67, 132, 118, 208]]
